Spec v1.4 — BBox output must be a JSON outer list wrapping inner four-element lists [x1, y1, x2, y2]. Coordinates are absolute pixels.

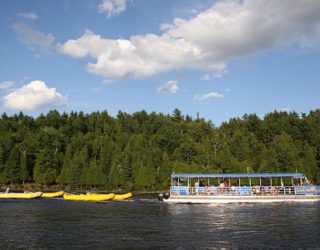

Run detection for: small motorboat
[[63, 193, 115, 202], [42, 191, 64, 198], [113, 192, 132, 201]]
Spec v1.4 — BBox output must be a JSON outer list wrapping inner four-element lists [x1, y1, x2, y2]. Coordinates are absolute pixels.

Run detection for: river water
[[0, 194, 319, 249]]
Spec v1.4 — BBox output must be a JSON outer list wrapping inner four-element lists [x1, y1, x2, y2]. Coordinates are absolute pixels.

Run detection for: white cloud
[[58, 30, 225, 80], [12, 22, 55, 52], [17, 12, 38, 20], [59, 0, 320, 81], [0, 81, 14, 90], [195, 92, 224, 100], [202, 66, 227, 80], [167, 0, 320, 60], [158, 80, 179, 95], [202, 74, 211, 81], [3, 80, 66, 111], [98, 0, 127, 18]]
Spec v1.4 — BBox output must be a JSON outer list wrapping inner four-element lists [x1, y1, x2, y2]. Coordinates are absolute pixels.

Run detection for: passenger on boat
[[224, 181, 231, 194], [194, 181, 199, 195], [269, 186, 277, 195], [205, 186, 211, 195], [230, 185, 236, 194], [219, 182, 225, 194], [252, 185, 261, 195]]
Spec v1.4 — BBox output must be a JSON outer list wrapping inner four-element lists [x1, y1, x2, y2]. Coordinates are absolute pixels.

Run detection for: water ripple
[[0, 198, 319, 249]]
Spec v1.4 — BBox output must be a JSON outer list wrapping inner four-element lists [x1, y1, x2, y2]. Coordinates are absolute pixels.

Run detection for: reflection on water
[[0, 196, 319, 249]]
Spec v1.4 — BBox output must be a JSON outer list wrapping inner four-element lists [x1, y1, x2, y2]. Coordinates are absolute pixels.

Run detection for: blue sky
[[0, 0, 319, 125]]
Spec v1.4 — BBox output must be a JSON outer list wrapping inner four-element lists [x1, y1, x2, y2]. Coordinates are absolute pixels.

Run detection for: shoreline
[[0, 183, 161, 194]]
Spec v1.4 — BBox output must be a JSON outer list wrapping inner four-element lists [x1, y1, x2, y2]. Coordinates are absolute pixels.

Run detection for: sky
[[0, 0, 320, 125]]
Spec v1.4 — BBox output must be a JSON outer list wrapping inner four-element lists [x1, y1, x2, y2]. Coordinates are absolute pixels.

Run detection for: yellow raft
[[42, 191, 64, 198], [113, 192, 132, 200], [63, 193, 115, 202], [0, 192, 42, 199]]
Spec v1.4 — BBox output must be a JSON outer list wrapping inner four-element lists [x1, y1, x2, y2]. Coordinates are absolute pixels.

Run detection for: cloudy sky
[[1, 0, 320, 124]]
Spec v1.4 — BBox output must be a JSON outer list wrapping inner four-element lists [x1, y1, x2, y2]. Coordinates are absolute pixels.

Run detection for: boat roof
[[171, 173, 305, 178]]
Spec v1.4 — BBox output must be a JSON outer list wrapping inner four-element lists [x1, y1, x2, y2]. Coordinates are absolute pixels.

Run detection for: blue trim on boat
[[171, 173, 305, 178]]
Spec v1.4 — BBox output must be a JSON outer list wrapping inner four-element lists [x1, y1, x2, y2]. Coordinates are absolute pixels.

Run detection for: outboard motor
[[158, 192, 164, 201], [164, 192, 170, 199], [158, 192, 170, 201]]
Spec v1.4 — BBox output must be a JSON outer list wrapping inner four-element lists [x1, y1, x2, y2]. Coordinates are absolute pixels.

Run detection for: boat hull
[[113, 192, 132, 200], [0, 192, 42, 199], [63, 193, 115, 202], [42, 191, 64, 198], [164, 195, 320, 204]]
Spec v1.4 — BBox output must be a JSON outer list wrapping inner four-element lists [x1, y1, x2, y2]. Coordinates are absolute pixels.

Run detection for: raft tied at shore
[[113, 192, 132, 200], [0, 191, 42, 199], [63, 193, 115, 202], [42, 191, 64, 198]]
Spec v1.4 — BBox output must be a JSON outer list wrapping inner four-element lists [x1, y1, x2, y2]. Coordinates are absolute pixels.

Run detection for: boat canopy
[[171, 173, 305, 179]]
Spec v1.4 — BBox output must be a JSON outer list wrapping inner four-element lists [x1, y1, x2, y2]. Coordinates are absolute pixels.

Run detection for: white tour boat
[[159, 172, 320, 203]]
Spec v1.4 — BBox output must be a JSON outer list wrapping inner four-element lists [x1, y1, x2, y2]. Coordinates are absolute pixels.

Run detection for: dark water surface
[[0, 195, 319, 249]]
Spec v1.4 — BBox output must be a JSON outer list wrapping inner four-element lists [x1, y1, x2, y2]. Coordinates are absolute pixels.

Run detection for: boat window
[[260, 178, 269, 186], [229, 179, 238, 187], [172, 177, 179, 186], [240, 177, 250, 186], [282, 177, 293, 186]]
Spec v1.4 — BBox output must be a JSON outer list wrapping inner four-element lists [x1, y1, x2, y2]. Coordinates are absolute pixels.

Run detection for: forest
[[0, 108, 320, 191]]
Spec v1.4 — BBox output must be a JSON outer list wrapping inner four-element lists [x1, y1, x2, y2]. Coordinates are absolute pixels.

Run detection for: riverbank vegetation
[[0, 109, 319, 190]]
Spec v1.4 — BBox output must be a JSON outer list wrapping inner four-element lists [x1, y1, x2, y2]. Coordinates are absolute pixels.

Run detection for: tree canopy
[[0, 109, 319, 190]]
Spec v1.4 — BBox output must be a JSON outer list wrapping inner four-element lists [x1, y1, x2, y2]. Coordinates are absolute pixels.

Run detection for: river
[[0, 195, 319, 249]]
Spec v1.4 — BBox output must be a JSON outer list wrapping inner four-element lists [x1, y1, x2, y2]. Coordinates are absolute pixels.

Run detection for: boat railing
[[170, 185, 320, 196]]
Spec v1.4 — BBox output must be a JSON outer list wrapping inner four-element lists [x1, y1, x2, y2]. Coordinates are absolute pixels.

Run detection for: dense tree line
[[0, 108, 320, 190]]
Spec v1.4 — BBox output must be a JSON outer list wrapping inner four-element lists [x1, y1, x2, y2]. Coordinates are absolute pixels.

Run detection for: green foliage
[[81, 159, 106, 187], [135, 160, 156, 190], [156, 152, 172, 189], [0, 108, 320, 190]]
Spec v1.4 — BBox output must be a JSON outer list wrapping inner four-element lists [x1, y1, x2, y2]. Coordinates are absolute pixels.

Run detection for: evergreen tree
[[157, 152, 172, 189], [5, 145, 21, 184], [1, 108, 320, 188], [135, 159, 156, 189]]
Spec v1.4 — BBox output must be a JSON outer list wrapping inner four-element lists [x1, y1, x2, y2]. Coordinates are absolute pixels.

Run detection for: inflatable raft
[[0, 192, 42, 199], [42, 191, 64, 198], [63, 193, 115, 202], [113, 192, 132, 200]]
